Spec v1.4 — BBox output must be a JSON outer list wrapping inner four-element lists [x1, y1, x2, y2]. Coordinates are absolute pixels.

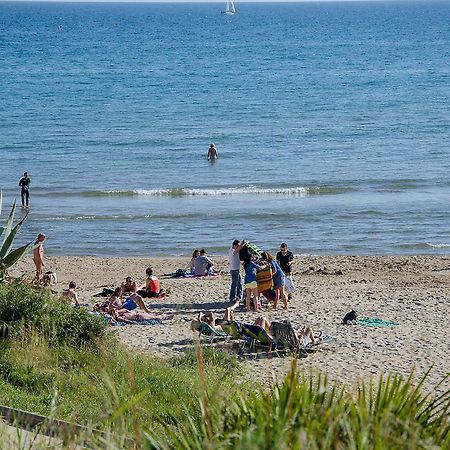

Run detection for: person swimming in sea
[[207, 143, 219, 160]]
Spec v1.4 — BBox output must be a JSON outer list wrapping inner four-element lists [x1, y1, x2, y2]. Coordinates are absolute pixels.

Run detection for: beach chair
[[220, 320, 244, 340], [191, 321, 227, 344], [270, 321, 308, 357], [240, 323, 275, 351]]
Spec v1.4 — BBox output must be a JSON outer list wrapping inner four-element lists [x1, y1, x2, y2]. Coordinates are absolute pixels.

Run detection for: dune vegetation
[[0, 282, 448, 449]]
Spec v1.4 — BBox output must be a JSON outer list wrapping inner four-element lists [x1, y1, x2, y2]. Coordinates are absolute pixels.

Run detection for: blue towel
[[357, 317, 399, 327]]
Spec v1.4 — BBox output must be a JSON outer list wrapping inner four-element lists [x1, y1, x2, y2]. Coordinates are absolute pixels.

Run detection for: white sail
[[224, 0, 235, 15]]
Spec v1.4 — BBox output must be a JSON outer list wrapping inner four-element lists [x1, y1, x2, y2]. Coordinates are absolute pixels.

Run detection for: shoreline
[[12, 254, 450, 393]]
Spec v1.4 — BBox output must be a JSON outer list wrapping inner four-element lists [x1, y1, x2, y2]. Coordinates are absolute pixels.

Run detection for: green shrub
[[0, 281, 106, 346], [147, 360, 450, 450]]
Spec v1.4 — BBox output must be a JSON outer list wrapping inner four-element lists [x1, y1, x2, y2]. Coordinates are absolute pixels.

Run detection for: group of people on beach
[[61, 268, 168, 324], [189, 249, 215, 276], [228, 240, 294, 311]]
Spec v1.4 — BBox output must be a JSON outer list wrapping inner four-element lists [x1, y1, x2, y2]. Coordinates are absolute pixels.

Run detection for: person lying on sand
[[114, 310, 174, 324], [94, 302, 173, 325], [108, 286, 151, 314], [190, 299, 240, 332]]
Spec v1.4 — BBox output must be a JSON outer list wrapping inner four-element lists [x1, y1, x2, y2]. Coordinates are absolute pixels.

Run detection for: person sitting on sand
[[121, 276, 137, 295], [62, 281, 80, 306], [108, 286, 151, 314], [137, 267, 164, 298], [194, 249, 214, 276], [189, 249, 200, 274]]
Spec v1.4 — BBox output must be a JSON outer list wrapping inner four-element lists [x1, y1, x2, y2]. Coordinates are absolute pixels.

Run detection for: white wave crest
[[132, 186, 309, 196], [426, 243, 450, 248]]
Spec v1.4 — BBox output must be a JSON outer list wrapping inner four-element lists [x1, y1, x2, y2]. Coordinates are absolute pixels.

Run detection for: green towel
[[357, 317, 399, 327]]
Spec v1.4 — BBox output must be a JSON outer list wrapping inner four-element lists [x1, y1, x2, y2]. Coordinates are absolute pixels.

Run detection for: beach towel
[[256, 265, 273, 292], [357, 317, 399, 327]]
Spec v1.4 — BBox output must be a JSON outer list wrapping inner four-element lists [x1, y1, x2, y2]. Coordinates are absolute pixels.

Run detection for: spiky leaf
[[1, 200, 16, 248], [0, 211, 29, 259], [1, 241, 33, 271]]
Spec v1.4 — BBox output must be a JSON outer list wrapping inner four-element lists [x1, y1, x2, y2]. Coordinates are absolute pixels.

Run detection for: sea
[[0, 1, 449, 257]]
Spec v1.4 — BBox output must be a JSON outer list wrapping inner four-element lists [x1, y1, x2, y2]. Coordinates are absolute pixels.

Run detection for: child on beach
[[244, 258, 262, 312], [62, 281, 80, 306]]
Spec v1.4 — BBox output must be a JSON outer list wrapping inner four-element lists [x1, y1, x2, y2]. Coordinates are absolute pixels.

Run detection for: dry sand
[[12, 255, 450, 393]]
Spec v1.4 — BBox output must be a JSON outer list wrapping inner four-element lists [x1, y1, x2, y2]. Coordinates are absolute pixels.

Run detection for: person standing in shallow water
[[19, 172, 30, 207], [207, 143, 219, 160]]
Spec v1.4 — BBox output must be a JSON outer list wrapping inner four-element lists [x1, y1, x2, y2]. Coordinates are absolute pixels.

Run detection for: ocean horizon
[[1, 1, 449, 256]]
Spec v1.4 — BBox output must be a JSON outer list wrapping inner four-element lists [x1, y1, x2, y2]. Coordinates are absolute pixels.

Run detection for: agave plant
[[0, 191, 34, 281]]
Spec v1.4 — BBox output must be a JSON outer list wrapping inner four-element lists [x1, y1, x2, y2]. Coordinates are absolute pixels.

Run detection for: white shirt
[[229, 247, 241, 271]]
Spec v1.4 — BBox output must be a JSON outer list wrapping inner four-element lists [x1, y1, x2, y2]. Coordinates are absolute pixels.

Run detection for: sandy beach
[[12, 254, 450, 392]]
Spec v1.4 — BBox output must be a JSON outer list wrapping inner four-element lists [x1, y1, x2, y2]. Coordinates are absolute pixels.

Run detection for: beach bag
[[43, 271, 57, 286], [175, 269, 186, 278], [285, 276, 295, 294], [261, 289, 276, 302], [342, 310, 358, 324]]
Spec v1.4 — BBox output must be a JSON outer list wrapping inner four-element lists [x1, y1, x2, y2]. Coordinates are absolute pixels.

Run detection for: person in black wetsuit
[[19, 172, 30, 207]]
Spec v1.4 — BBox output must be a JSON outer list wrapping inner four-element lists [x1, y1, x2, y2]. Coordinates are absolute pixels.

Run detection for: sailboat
[[223, 0, 236, 16]]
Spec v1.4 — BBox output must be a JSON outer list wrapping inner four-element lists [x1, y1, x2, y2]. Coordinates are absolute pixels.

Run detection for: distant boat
[[223, 0, 236, 16]]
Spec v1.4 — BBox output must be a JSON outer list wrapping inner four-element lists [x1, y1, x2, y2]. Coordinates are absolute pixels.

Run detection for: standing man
[[19, 172, 31, 207], [33, 233, 46, 283], [276, 242, 294, 300], [229, 240, 244, 303]]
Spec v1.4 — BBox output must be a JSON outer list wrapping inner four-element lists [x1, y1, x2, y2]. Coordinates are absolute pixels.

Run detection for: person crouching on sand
[[33, 233, 46, 283]]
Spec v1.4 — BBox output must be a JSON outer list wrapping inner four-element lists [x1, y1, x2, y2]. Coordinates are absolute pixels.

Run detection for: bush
[[0, 281, 106, 346], [148, 360, 450, 449]]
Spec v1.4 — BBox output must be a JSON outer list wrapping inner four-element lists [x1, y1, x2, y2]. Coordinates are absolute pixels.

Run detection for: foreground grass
[[0, 282, 448, 449], [0, 282, 240, 440]]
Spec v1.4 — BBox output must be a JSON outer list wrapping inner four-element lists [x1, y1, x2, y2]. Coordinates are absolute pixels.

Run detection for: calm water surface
[[0, 1, 449, 256]]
